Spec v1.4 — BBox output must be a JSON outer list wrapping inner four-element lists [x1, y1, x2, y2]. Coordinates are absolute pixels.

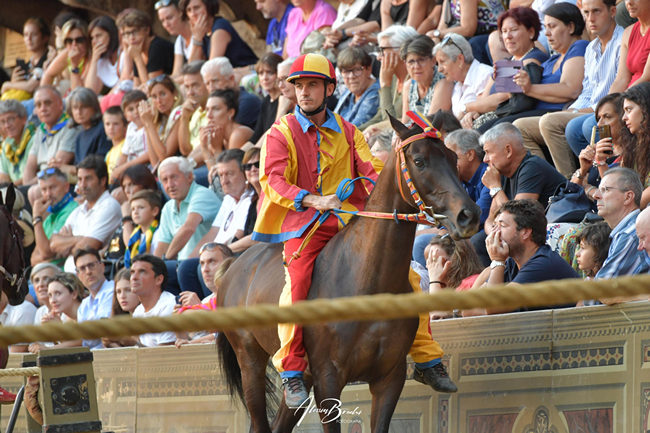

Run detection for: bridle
[[0, 205, 28, 293]]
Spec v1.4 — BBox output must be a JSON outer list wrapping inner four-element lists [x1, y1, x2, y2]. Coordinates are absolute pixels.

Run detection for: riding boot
[[413, 363, 458, 393], [282, 376, 310, 408]]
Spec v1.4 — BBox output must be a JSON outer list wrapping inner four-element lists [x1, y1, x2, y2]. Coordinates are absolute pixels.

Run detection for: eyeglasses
[[378, 46, 400, 54], [341, 66, 365, 77], [76, 261, 100, 273], [243, 161, 260, 171], [0, 114, 18, 127], [199, 242, 221, 255], [122, 28, 144, 38], [406, 56, 432, 67], [37, 167, 58, 179], [154, 0, 176, 10], [598, 186, 629, 194], [277, 75, 289, 84], [64, 37, 86, 46], [442, 34, 463, 54], [147, 74, 168, 87]]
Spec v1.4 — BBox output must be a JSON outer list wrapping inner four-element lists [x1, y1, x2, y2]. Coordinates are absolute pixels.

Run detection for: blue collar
[[295, 108, 341, 134], [48, 192, 74, 214]]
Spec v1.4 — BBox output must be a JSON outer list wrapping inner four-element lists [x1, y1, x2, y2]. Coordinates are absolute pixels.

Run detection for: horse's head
[[0, 184, 28, 305], [389, 114, 480, 239]]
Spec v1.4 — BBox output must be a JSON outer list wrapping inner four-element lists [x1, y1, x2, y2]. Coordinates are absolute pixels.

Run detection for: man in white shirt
[[51, 155, 122, 272], [74, 248, 114, 349], [130, 254, 177, 347]]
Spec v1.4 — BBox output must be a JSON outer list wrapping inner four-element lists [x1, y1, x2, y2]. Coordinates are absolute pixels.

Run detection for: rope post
[[21, 354, 40, 433], [37, 347, 102, 433]]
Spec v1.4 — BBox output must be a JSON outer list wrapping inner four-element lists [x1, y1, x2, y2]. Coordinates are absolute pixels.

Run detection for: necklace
[[513, 46, 535, 61]]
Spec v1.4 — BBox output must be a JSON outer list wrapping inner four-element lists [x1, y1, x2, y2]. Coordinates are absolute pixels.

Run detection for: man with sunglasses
[[22, 86, 78, 187], [31, 167, 77, 267]]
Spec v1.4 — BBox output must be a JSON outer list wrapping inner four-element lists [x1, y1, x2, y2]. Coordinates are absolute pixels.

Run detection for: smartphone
[[598, 125, 613, 155], [15, 58, 29, 74]]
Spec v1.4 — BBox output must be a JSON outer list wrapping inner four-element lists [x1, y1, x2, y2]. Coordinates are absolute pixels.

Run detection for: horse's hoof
[[413, 363, 458, 393], [282, 377, 309, 408]]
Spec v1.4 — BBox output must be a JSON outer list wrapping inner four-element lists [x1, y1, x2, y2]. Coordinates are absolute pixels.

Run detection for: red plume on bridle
[[405, 111, 442, 140]]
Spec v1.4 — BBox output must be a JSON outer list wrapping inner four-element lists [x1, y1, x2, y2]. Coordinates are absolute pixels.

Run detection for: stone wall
[[1, 302, 649, 432]]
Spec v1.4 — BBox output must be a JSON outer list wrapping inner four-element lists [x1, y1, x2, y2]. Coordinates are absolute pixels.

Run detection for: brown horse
[[217, 115, 480, 433], [0, 184, 29, 367]]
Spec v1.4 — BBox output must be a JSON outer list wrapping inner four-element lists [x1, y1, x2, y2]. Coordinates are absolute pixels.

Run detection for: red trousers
[[273, 216, 339, 374]]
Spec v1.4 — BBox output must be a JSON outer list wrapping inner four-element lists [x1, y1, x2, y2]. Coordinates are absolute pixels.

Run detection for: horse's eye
[[414, 158, 425, 168]]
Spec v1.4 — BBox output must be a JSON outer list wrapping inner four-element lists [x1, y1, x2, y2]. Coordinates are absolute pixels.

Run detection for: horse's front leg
[[368, 360, 407, 433], [311, 362, 346, 433]]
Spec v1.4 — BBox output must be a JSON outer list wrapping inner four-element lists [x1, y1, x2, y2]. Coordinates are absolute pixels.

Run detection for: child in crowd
[[576, 222, 611, 279], [69, 87, 111, 164], [102, 268, 140, 348], [103, 106, 128, 185], [113, 90, 150, 182], [124, 189, 161, 268]]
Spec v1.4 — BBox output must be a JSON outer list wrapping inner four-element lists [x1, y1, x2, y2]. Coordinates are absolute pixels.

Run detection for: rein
[[287, 111, 447, 265]]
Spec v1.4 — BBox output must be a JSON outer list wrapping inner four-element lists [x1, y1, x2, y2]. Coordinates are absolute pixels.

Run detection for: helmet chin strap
[[298, 81, 329, 117]]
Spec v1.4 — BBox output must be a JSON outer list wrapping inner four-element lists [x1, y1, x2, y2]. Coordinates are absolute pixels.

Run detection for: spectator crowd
[[2, 0, 650, 356]]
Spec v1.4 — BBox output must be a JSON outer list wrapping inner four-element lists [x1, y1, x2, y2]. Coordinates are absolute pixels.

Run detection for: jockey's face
[[293, 77, 334, 113]]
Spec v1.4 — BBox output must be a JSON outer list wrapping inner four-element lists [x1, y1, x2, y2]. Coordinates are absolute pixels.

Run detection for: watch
[[489, 187, 502, 198], [432, 30, 441, 39], [490, 260, 505, 269]]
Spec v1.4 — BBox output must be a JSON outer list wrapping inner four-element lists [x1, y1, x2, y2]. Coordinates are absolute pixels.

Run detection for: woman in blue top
[[491, 3, 587, 126], [181, 0, 258, 67]]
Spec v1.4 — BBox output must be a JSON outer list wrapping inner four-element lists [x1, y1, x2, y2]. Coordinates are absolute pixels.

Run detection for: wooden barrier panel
[[1, 302, 650, 432]]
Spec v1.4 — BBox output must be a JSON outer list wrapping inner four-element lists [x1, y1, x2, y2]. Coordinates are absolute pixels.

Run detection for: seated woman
[[181, 0, 258, 66], [41, 19, 91, 94], [200, 89, 253, 178], [479, 3, 587, 130], [380, 0, 410, 31], [85, 16, 121, 96], [334, 46, 380, 127], [117, 9, 174, 86], [250, 53, 283, 145], [402, 34, 453, 123], [102, 268, 140, 347], [1, 17, 55, 101], [29, 272, 84, 352], [460, 7, 548, 129], [0, 100, 36, 186], [361, 24, 418, 129], [433, 33, 492, 120], [618, 82, 650, 208], [427, 0, 508, 65], [155, 0, 192, 79], [138, 75, 183, 167], [68, 87, 111, 164], [609, 0, 650, 93], [322, 0, 381, 49], [570, 94, 624, 203]]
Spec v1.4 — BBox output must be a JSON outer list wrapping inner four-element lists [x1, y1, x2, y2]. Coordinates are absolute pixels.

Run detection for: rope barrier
[[0, 367, 39, 377], [0, 274, 649, 347]]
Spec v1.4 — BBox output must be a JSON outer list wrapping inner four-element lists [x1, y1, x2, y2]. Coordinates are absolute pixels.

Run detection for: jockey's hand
[[303, 194, 343, 212]]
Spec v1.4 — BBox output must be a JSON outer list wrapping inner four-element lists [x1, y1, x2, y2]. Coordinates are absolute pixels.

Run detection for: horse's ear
[[4, 184, 15, 211], [388, 113, 413, 140]]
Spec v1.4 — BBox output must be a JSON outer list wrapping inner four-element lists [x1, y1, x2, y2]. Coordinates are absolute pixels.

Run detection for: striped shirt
[[570, 25, 624, 111], [595, 209, 649, 279]]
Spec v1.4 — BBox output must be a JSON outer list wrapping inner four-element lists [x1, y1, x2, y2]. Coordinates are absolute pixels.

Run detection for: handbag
[[545, 181, 595, 223], [494, 62, 544, 117]]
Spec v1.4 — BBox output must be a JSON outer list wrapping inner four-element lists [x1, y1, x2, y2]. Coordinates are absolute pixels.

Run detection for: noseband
[[393, 111, 449, 226]]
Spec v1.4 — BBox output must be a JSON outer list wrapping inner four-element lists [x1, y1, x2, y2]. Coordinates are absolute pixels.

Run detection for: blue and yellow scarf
[[124, 220, 159, 268]]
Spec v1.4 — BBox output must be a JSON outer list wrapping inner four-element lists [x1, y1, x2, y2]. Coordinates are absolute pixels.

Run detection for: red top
[[626, 22, 650, 87]]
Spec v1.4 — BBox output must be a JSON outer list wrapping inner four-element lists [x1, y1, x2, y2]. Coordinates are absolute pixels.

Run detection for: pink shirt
[[284, 0, 337, 58]]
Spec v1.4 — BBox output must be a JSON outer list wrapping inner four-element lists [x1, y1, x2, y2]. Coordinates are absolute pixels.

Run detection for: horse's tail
[[216, 332, 245, 405]]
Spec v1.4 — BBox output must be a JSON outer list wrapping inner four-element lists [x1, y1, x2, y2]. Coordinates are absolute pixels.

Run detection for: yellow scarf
[[3, 122, 35, 165]]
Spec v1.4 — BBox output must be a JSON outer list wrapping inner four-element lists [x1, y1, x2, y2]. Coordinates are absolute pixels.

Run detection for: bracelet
[[33, 216, 43, 225], [429, 280, 444, 286], [341, 28, 347, 39], [122, 216, 133, 224], [192, 38, 203, 46], [593, 160, 607, 167]]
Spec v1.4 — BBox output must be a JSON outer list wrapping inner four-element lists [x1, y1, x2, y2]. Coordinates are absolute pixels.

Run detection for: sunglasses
[[442, 34, 463, 54], [199, 242, 221, 255], [37, 167, 58, 179], [154, 0, 177, 9], [243, 161, 260, 171], [147, 74, 168, 87], [64, 36, 86, 46]]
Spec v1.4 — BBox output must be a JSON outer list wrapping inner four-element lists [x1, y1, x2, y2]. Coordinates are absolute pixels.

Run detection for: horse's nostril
[[457, 208, 478, 229]]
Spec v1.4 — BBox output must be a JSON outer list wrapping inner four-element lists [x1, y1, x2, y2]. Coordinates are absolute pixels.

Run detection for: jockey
[[252, 53, 457, 408]]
